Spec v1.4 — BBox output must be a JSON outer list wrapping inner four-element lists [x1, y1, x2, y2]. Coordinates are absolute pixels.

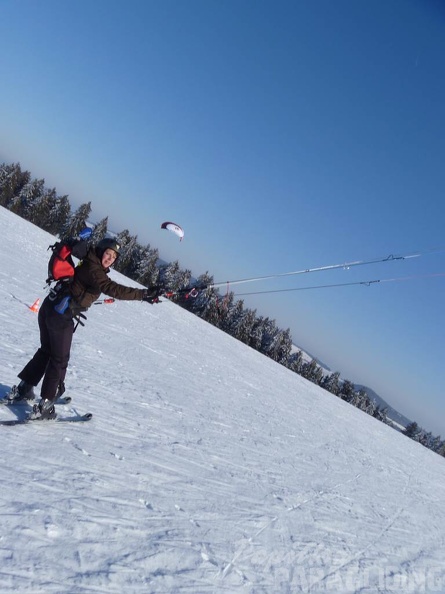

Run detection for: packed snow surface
[[1, 206, 444, 593]]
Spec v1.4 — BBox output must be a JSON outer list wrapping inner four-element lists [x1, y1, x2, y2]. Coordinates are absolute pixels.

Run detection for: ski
[[0, 395, 72, 406], [0, 412, 92, 426]]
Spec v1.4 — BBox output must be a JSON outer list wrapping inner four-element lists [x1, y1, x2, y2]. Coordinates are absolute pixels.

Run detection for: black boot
[[32, 398, 57, 420], [8, 381, 36, 402]]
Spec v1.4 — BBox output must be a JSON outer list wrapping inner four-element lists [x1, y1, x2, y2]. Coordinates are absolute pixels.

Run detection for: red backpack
[[46, 228, 92, 285]]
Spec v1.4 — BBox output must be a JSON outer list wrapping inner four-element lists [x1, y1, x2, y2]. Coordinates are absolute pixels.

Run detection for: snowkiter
[[14, 238, 162, 419]]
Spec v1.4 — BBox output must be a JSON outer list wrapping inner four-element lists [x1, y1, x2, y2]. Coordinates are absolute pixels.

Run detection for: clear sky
[[1, 0, 444, 435]]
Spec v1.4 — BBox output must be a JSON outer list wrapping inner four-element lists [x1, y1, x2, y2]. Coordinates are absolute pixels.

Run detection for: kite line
[[208, 247, 445, 290], [232, 272, 445, 297]]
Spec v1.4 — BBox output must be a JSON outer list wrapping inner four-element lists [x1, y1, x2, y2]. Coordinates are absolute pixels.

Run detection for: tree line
[[1, 161, 443, 458]]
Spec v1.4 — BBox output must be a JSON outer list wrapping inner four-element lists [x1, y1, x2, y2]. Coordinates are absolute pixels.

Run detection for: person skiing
[[13, 237, 162, 420]]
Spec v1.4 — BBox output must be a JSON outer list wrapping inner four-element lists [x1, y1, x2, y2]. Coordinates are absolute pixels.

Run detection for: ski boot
[[31, 398, 57, 420], [7, 381, 36, 403]]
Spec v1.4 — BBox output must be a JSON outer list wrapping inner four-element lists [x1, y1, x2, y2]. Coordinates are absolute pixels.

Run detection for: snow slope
[[1, 206, 444, 594]]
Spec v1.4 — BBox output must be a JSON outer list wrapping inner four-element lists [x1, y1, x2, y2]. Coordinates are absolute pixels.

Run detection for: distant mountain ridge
[[294, 344, 411, 430], [354, 384, 412, 429]]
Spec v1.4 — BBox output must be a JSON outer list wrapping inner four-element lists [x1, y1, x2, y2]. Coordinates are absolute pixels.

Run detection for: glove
[[142, 286, 163, 304]]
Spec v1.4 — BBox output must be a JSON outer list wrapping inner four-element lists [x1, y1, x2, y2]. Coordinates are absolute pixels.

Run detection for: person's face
[[102, 248, 118, 268]]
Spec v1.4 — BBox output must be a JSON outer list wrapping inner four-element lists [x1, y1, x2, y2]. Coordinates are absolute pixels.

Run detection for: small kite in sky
[[161, 221, 184, 241]]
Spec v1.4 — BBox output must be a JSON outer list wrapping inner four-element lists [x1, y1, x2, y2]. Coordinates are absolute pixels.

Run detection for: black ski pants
[[18, 295, 74, 402]]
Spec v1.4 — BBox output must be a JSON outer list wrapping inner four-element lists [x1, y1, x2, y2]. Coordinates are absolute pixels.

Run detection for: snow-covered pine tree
[[31, 187, 58, 230], [62, 202, 92, 239], [47, 195, 71, 235], [0, 162, 31, 208], [113, 230, 138, 275], [301, 358, 323, 384], [339, 379, 355, 402], [286, 349, 303, 375], [160, 260, 191, 293], [91, 217, 108, 244], [234, 307, 257, 346], [135, 245, 160, 287], [222, 298, 245, 339], [249, 315, 265, 351], [321, 371, 341, 395], [404, 421, 420, 440]]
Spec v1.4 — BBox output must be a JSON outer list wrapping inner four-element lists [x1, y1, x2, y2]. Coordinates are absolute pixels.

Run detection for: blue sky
[[1, 0, 444, 435]]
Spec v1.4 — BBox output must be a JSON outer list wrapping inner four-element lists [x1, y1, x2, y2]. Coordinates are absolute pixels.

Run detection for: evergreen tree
[[259, 317, 278, 357], [186, 273, 215, 316], [436, 441, 445, 457], [32, 187, 57, 230], [215, 291, 236, 331], [91, 217, 108, 244], [135, 245, 160, 286], [47, 195, 71, 235], [373, 406, 388, 424], [235, 307, 257, 345], [0, 162, 31, 208], [18, 178, 45, 221], [196, 286, 222, 326], [321, 371, 341, 396], [124, 242, 162, 287], [63, 202, 92, 238], [287, 349, 303, 374], [430, 435, 443, 453], [114, 230, 138, 275], [419, 431, 434, 449], [224, 299, 246, 340], [160, 260, 191, 293], [339, 379, 355, 402], [404, 421, 420, 440], [301, 358, 323, 384], [269, 328, 292, 364], [122, 241, 144, 280], [249, 315, 265, 351], [353, 388, 372, 412]]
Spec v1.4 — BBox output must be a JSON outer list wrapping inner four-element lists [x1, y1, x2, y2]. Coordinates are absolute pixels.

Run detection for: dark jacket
[[69, 248, 145, 310]]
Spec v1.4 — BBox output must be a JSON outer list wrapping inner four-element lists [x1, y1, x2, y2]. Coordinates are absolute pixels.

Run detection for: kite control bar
[[163, 287, 200, 299]]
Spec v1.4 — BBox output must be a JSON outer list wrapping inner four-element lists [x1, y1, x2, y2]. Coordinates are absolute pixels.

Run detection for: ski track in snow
[[1, 207, 445, 593]]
